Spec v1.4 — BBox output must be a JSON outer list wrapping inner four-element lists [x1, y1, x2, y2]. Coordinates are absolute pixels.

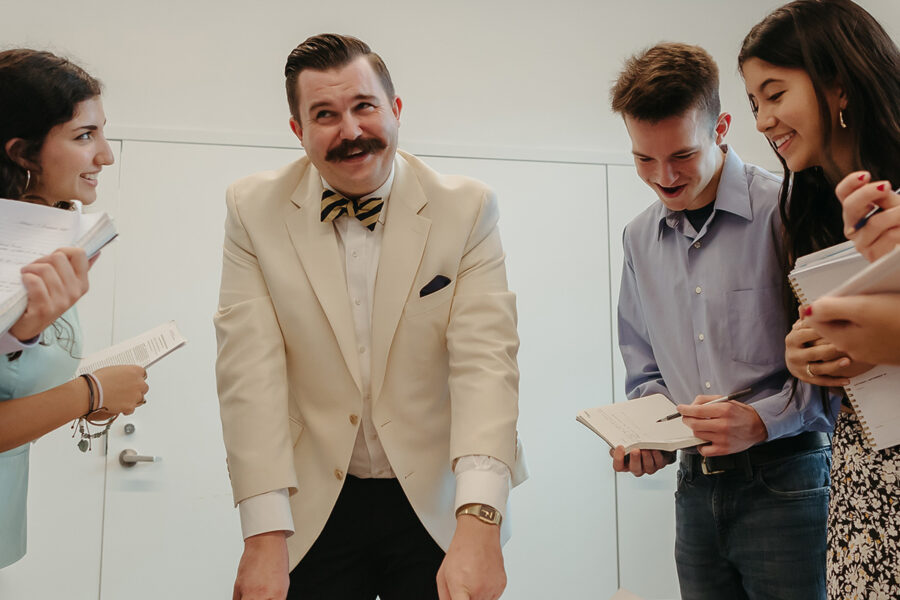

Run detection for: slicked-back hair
[[610, 42, 721, 131], [0, 49, 102, 200], [284, 33, 395, 122]]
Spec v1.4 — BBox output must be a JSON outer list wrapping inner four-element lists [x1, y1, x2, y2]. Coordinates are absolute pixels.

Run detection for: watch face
[[479, 506, 497, 520]]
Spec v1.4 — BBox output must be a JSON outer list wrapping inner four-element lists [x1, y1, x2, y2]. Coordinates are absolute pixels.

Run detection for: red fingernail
[[858, 173, 866, 181], [878, 183, 887, 192], [804, 305, 813, 317]]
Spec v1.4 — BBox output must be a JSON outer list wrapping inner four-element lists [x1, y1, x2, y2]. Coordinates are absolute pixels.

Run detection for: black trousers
[[288, 476, 445, 600]]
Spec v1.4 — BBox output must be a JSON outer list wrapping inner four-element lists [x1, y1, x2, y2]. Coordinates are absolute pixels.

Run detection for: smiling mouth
[[326, 137, 387, 162], [657, 184, 686, 196], [771, 132, 795, 150]]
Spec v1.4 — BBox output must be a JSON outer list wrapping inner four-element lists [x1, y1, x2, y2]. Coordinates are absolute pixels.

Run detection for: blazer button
[[349, 414, 359, 425], [334, 469, 344, 480]]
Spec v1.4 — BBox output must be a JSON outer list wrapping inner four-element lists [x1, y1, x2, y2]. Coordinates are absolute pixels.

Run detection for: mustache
[[325, 137, 387, 162]]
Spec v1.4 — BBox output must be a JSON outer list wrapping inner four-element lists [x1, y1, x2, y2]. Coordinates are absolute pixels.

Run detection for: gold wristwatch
[[455, 503, 502, 526]]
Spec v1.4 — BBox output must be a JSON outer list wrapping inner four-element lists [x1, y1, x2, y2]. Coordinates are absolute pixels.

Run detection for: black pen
[[851, 186, 900, 233], [656, 387, 753, 422]]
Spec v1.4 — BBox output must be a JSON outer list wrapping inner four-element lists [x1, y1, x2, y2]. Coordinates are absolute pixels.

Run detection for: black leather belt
[[683, 431, 831, 476]]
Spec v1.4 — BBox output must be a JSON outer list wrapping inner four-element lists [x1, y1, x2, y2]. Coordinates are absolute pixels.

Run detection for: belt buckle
[[700, 456, 725, 475]]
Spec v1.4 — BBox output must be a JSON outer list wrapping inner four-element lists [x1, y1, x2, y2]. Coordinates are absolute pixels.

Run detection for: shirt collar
[[655, 144, 752, 240], [321, 162, 395, 226]]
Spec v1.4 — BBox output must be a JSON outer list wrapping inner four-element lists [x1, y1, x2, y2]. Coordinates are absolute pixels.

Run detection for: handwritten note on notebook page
[[576, 394, 704, 452]]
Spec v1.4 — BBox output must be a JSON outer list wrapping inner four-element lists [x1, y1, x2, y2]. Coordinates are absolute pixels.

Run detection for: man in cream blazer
[[215, 34, 525, 600]]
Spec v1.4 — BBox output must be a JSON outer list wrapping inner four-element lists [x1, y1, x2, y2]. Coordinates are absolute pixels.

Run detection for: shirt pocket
[[724, 287, 786, 367]]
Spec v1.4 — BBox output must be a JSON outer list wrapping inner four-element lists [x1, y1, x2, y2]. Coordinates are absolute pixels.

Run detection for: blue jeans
[[674, 448, 830, 600]]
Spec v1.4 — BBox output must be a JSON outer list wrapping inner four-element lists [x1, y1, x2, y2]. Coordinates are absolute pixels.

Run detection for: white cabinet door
[[424, 157, 618, 600], [607, 164, 680, 599], [0, 143, 122, 600], [98, 141, 299, 599]]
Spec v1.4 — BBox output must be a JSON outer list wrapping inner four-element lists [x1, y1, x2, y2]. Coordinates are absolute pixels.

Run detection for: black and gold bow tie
[[320, 190, 383, 231]]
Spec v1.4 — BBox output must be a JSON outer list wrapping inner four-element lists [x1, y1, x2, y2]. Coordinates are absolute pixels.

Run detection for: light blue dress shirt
[[617, 146, 838, 442], [0, 309, 81, 568]]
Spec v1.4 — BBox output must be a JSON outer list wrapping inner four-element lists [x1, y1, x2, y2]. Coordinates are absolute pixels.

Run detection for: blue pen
[[852, 186, 900, 232]]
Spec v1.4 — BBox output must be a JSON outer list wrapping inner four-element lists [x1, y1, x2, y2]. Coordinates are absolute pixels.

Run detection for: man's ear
[[391, 96, 403, 121], [714, 112, 732, 145], [289, 117, 303, 142]]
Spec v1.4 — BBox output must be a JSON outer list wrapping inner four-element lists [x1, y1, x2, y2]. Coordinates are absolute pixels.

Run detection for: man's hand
[[437, 515, 505, 600], [609, 446, 675, 477], [233, 531, 290, 600], [9, 248, 93, 342], [677, 395, 768, 456]]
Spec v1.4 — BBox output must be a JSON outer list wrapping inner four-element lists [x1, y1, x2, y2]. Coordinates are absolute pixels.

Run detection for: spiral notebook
[[789, 242, 900, 450]]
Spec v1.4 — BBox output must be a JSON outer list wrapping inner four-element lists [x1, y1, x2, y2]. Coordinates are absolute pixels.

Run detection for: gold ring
[[806, 362, 815, 377]]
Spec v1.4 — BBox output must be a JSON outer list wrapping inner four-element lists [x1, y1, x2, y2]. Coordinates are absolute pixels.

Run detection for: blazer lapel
[[371, 157, 431, 402], [285, 169, 363, 393]]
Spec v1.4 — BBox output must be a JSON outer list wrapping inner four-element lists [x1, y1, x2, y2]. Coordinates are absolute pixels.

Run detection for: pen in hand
[[656, 387, 753, 422], [851, 186, 900, 233]]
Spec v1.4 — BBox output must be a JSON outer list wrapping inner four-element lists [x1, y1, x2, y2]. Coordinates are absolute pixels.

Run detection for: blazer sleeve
[[445, 189, 520, 471], [214, 183, 299, 506]]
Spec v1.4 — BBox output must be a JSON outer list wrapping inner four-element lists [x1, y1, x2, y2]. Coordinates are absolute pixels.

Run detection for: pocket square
[[419, 275, 451, 297]]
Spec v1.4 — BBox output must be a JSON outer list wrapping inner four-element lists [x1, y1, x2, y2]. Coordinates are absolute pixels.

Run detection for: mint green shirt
[[0, 310, 81, 569]]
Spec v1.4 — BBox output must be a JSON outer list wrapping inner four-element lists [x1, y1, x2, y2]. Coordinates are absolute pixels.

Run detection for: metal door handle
[[119, 448, 162, 468]]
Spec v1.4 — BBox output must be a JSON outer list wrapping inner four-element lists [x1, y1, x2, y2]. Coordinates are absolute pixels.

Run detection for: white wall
[[3, 1, 897, 165]]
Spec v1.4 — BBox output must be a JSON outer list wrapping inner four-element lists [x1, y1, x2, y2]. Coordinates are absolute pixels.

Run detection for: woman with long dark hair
[[0, 49, 149, 569], [739, 0, 900, 595]]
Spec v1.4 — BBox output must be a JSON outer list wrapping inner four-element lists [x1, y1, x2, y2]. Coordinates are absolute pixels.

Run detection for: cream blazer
[[215, 150, 526, 567]]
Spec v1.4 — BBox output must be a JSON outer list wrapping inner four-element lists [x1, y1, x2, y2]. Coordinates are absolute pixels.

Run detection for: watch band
[[455, 503, 502, 526]]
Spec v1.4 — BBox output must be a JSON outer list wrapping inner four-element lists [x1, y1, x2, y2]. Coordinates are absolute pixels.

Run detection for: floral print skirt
[[827, 410, 900, 600]]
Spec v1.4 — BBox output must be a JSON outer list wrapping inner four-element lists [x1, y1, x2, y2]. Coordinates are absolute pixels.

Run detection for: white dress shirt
[[239, 164, 511, 540]]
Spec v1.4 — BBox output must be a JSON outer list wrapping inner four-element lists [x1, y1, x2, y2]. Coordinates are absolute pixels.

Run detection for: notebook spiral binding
[[788, 275, 807, 305], [844, 389, 877, 449]]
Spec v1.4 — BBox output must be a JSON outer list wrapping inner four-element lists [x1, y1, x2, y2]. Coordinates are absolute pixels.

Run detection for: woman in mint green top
[[0, 310, 82, 567], [0, 49, 149, 569]]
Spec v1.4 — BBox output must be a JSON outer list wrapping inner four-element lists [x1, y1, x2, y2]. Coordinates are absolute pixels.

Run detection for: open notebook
[[790, 242, 900, 450], [0, 198, 116, 334], [576, 394, 704, 452]]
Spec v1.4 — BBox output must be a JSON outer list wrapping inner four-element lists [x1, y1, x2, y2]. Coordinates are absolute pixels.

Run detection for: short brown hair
[[610, 42, 720, 128], [284, 33, 395, 121]]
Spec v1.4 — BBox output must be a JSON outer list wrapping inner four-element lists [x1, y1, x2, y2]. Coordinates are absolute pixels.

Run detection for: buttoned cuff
[[453, 455, 510, 520], [0, 331, 40, 355], [238, 488, 294, 540], [750, 392, 803, 441]]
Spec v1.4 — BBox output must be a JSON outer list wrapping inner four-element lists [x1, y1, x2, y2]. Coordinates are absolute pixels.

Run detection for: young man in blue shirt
[[610, 43, 836, 599]]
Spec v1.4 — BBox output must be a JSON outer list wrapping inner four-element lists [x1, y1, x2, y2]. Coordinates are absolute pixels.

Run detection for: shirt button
[[694, 241, 702, 249], [349, 414, 359, 425], [695, 286, 702, 294], [351, 250, 359, 259], [698, 333, 705, 341], [370, 433, 378, 440], [354, 298, 361, 306], [334, 469, 344, 480], [358, 346, 366, 354], [705, 381, 712, 389]]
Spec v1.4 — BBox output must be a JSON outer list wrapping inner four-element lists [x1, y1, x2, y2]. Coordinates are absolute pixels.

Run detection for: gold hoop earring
[[839, 109, 847, 129]]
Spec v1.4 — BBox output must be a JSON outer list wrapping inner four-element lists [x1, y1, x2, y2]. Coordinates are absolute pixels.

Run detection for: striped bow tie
[[320, 190, 383, 231]]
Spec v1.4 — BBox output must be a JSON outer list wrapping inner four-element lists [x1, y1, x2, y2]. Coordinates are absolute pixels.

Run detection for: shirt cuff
[[0, 331, 40, 355], [453, 455, 511, 520], [750, 391, 803, 441], [238, 488, 294, 540]]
